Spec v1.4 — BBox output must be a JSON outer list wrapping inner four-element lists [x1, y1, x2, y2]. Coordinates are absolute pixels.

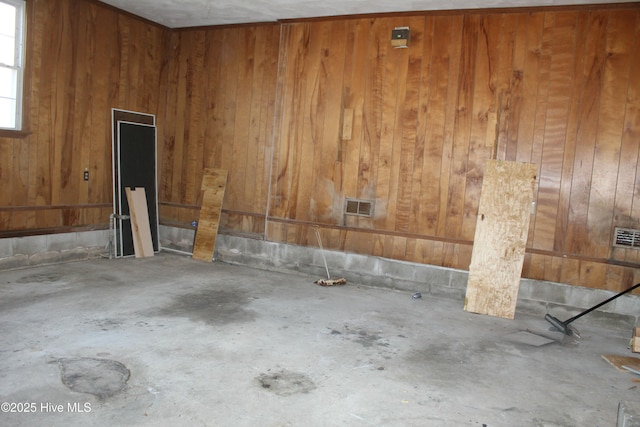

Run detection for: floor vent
[[345, 198, 374, 217], [613, 227, 640, 249]]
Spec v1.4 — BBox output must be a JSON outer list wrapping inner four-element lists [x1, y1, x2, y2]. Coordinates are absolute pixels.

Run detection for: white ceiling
[[97, 0, 636, 28]]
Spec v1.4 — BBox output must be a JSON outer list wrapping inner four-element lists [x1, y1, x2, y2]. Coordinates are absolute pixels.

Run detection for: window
[[0, 0, 25, 131]]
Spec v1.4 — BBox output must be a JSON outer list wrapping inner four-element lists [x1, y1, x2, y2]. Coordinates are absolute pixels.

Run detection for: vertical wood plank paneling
[[515, 13, 544, 164], [183, 31, 206, 207], [396, 16, 425, 234], [375, 18, 407, 233], [529, 12, 554, 175], [207, 29, 227, 171], [0, 140, 11, 211], [170, 34, 188, 204], [274, 24, 308, 223], [190, 32, 210, 207], [220, 29, 240, 206], [230, 28, 252, 212], [419, 16, 453, 236], [319, 21, 348, 223], [436, 16, 464, 238], [555, 11, 587, 253], [532, 12, 577, 251], [495, 14, 517, 162], [357, 18, 385, 229], [297, 22, 325, 221], [565, 11, 607, 255], [504, 14, 528, 161], [199, 31, 219, 171], [381, 16, 412, 256], [409, 16, 433, 235], [161, 34, 179, 202], [445, 15, 478, 239], [39, 0, 63, 207], [52, 3, 74, 206], [21, 0, 41, 229], [461, 14, 501, 240], [75, 5, 93, 207], [613, 10, 640, 268], [522, 13, 547, 247], [116, 15, 130, 107], [178, 31, 199, 204], [622, 14, 640, 265], [88, 4, 113, 214], [300, 21, 331, 222], [245, 27, 266, 213], [257, 26, 280, 220], [587, 11, 636, 258], [341, 19, 370, 220]]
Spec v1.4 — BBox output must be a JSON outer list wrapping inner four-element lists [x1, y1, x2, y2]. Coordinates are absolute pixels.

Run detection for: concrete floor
[[0, 253, 637, 427]]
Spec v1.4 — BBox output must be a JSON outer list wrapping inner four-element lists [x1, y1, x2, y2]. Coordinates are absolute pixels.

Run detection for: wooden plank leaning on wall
[[192, 169, 228, 262], [464, 160, 537, 319]]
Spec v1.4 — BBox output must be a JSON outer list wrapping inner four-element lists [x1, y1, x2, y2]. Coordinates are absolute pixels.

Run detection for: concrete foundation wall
[[0, 230, 109, 270], [1, 226, 638, 330], [206, 232, 639, 330]]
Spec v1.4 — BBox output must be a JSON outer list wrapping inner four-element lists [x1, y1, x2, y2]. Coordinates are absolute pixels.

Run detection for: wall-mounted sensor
[[391, 27, 410, 48]]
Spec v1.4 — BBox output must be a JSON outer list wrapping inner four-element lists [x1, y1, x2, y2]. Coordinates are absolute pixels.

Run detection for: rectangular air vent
[[345, 198, 374, 217], [613, 227, 640, 249]]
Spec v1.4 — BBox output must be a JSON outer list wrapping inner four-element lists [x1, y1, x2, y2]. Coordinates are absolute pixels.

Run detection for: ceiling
[[97, 0, 636, 28]]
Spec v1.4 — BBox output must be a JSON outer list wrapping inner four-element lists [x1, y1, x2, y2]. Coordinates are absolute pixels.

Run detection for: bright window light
[[0, 0, 25, 131]]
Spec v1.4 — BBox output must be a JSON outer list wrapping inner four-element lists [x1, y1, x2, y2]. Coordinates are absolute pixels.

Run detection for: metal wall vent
[[345, 198, 374, 217], [613, 227, 640, 249]]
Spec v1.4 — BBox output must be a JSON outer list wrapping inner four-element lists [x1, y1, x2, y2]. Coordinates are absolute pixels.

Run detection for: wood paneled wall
[[1, 0, 639, 292], [159, 24, 280, 234], [264, 7, 640, 291], [0, 0, 169, 233]]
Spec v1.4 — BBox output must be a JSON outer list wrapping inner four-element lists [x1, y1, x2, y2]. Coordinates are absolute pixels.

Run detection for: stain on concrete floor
[[16, 272, 64, 283], [329, 325, 390, 348], [58, 357, 130, 399], [155, 288, 256, 325], [256, 370, 316, 396]]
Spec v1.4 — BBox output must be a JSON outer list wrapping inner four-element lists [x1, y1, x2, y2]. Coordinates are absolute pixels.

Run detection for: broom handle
[[565, 282, 640, 325], [313, 227, 331, 279]]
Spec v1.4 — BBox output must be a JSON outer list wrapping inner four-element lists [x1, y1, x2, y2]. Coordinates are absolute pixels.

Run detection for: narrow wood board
[[125, 187, 154, 258], [464, 160, 537, 319], [632, 328, 640, 353], [192, 168, 228, 262], [602, 354, 640, 373]]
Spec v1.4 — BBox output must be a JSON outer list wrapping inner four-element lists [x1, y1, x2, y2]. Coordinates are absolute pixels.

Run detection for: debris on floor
[[602, 354, 640, 373], [314, 278, 347, 286], [256, 369, 316, 396], [631, 327, 640, 353], [504, 330, 555, 347]]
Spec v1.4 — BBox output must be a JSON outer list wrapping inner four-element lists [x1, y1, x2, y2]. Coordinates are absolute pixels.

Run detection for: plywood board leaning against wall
[[464, 160, 537, 319], [192, 169, 228, 262], [125, 187, 154, 258]]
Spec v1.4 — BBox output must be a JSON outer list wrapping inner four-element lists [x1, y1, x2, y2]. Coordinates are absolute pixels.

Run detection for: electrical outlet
[[83, 168, 89, 181]]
